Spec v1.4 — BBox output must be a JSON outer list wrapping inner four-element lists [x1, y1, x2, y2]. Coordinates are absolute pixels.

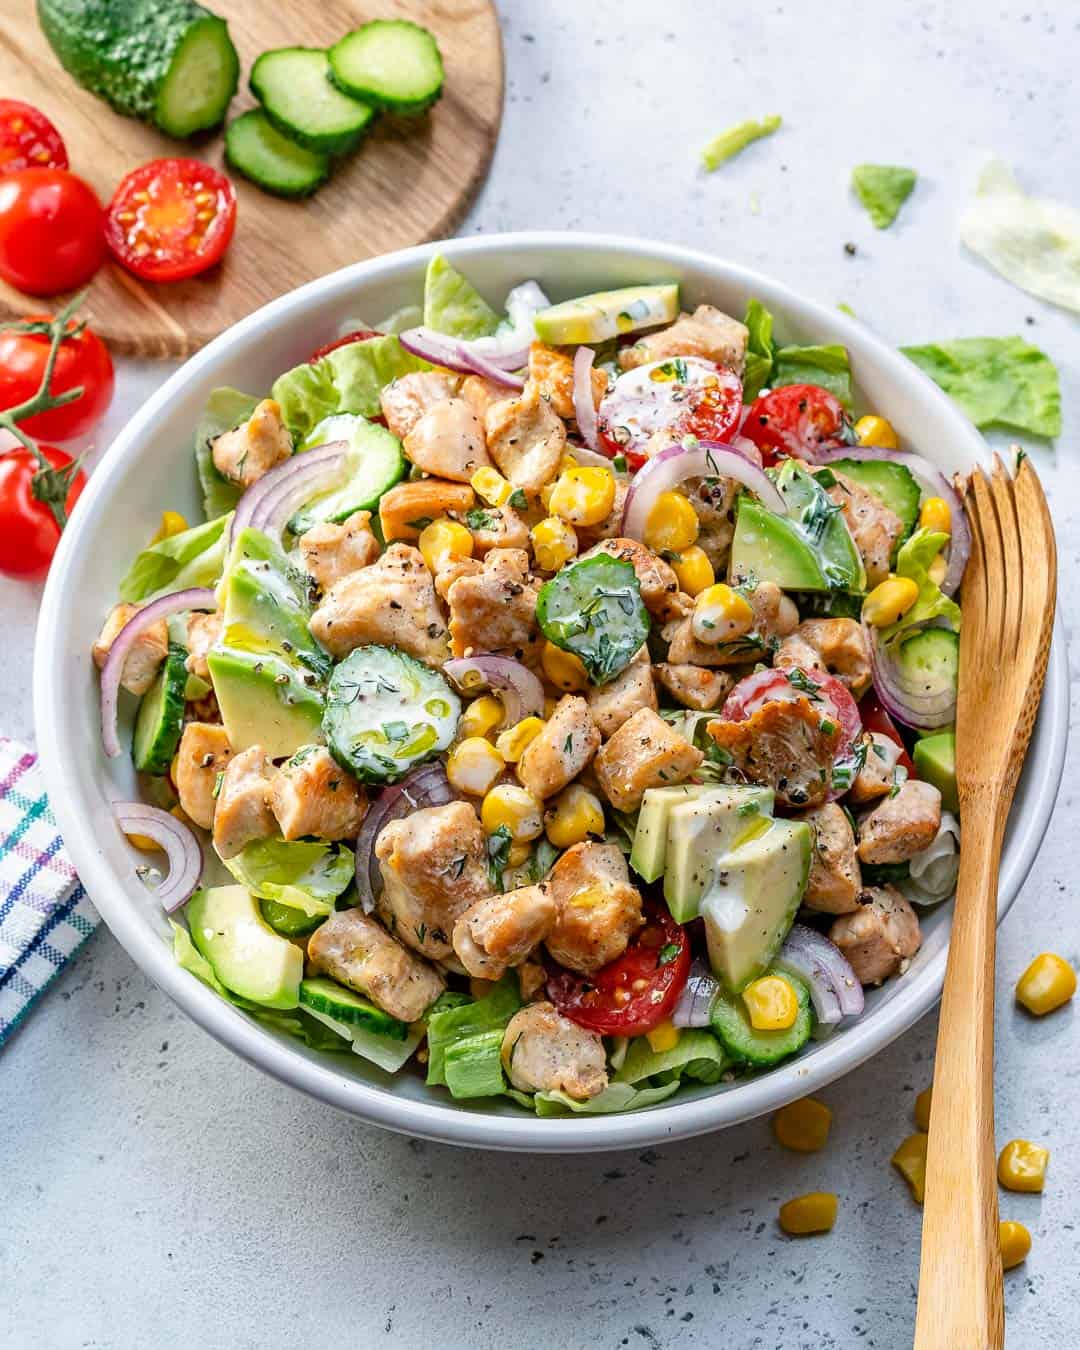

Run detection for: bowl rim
[[34, 231, 1069, 1153]]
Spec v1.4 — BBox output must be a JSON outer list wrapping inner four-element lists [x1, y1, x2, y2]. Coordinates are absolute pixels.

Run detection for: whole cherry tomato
[[0, 445, 85, 579], [0, 168, 105, 295], [104, 159, 236, 283], [741, 383, 851, 467], [0, 317, 113, 440], [0, 100, 68, 175], [307, 328, 380, 362]]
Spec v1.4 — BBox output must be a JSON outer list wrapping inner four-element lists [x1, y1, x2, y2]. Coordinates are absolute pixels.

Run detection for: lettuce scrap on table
[[851, 164, 917, 229], [701, 115, 782, 172], [900, 336, 1061, 438]]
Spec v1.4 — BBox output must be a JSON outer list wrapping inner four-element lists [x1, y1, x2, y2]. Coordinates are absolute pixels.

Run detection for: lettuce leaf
[[701, 115, 782, 172], [742, 297, 777, 401], [530, 1080, 681, 1115], [851, 164, 917, 229], [193, 388, 259, 518], [426, 977, 520, 1098], [222, 838, 354, 920], [884, 527, 961, 638], [271, 335, 429, 440], [614, 1028, 732, 1087], [423, 254, 499, 339], [119, 513, 231, 603], [899, 336, 1061, 438], [772, 343, 853, 407]]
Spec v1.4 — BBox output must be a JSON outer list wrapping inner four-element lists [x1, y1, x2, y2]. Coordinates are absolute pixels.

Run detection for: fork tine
[[969, 467, 1004, 652], [1013, 454, 1058, 666], [990, 456, 1023, 662]]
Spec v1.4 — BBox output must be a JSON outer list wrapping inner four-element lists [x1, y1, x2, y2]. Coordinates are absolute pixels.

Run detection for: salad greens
[[272, 335, 428, 440], [426, 979, 520, 1099], [738, 298, 854, 406], [851, 164, 917, 229], [423, 253, 500, 339], [883, 528, 960, 638], [223, 838, 354, 925], [119, 513, 231, 603], [701, 115, 782, 172], [900, 336, 1061, 438]]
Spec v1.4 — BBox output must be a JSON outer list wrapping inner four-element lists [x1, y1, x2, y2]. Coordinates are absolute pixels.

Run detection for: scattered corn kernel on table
[[4, 3, 1078, 1346]]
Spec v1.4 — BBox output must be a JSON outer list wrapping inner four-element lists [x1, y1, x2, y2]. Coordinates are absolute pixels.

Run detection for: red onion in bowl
[[867, 621, 957, 731], [355, 764, 455, 912], [774, 923, 864, 1024], [398, 327, 527, 385], [458, 347, 525, 390], [672, 958, 720, 1028], [114, 802, 203, 913], [573, 345, 601, 452], [443, 655, 545, 725], [231, 440, 350, 545]]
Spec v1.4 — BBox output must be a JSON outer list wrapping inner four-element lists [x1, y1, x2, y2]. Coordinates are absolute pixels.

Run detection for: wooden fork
[[913, 453, 1057, 1349]]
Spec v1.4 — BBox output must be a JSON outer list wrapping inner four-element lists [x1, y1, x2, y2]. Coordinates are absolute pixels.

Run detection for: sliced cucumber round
[[290, 414, 407, 534], [260, 898, 326, 937], [133, 642, 188, 775], [329, 20, 444, 114], [300, 976, 407, 1040], [323, 645, 460, 784], [894, 627, 959, 697], [250, 47, 375, 154], [829, 458, 921, 546], [710, 972, 812, 1067], [225, 109, 330, 199]]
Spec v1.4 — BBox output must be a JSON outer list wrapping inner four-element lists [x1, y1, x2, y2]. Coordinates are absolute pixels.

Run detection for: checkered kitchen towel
[[0, 737, 100, 1046]]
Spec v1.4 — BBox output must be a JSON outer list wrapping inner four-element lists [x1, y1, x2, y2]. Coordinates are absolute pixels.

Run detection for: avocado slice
[[662, 787, 775, 921], [533, 284, 679, 345], [187, 885, 303, 1009], [913, 731, 958, 813], [630, 784, 733, 883]]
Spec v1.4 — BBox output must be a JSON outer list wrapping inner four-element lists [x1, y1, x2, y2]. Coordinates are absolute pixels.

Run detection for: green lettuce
[[899, 336, 1061, 438], [423, 253, 499, 339], [742, 297, 776, 401], [193, 388, 259, 518], [222, 838, 354, 921], [426, 977, 520, 1099], [272, 335, 429, 440], [119, 513, 231, 603], [522, 1081, 680, 1116], [772, 343, 853, 407], [851, 164, 917, 229], [884, 527, 961, 638], [615, 1028, 732, 1087], [701, 115, 782, 172]]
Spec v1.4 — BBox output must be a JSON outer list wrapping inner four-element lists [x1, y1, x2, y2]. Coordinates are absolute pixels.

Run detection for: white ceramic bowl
[[34, 233, 1068, 1152]]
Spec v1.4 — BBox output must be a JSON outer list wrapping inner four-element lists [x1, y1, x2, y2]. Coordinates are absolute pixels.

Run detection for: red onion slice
[[443, 655, 545, 725], [775, 923, 864, 1024], [458, 347, 526, 390], [672, 958, 720, 1028], [866, 621, 957, 730], [398, 327, 527, 384], [114, 802, 203, 913], [355, 764, 455, 912], [101, 588, 218, 759], [573, 345, 601, 451], [231, 440, 350, 546]]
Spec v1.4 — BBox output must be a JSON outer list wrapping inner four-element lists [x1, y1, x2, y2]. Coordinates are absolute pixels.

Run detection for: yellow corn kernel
[[692, 583, 754, 645], [928, 553, 948, 587], [531, 515, 578, 571], [459, 694, 504, 740], [481, 783, 544, 842], [419, 518, 474, 574], [862, 575, 920, 628], [646, 1018, 681, 1053], [742, 975, 798, 1031], [547, 465, 616, 527], [999, 1220, 1032, 1271], [998, 1139, 1050, 1193], [914, 1086, 932, 1132], [778, 1192, 838, 1236], [446, 737, 505, 796], [149, 510, 189, 544], [507, 842, 532, 868], [470, 466, 513, 507], [670, 544, 715, 597], [126, 830, 164, 853], [892, 1131, 928, 1204], [496, 716, 545, 763], [544, 783, 606, 849], [919, 495, 952, 535], [543, 696, 559, 720], [1016, 951, 1077, 1015], [855, 414, 899, 450], [773, 1097, 833, 1153], [643, 491, 700, 553], [542, 640, 590, 692]]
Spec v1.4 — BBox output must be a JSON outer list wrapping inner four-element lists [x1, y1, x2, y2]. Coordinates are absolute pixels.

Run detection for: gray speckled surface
[[3, 3, 1079, 1346]]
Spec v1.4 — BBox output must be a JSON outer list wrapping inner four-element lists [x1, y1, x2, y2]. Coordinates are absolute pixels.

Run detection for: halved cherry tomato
[[858, 689, 916, 775], [307, 328, 380, 363], [0, 101, 68, 175], [104, 159, 236, 283], [741, 383, 851, 467], [0, 445, 85, 579], [598, 357, 742, 470], [546, 903, 690, 1036], [0, 317, 113, 441], [0, 168, 105, 296]]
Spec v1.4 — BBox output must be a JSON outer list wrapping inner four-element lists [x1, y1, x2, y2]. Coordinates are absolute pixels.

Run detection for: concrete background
[[3, 2, 1078, 1346]]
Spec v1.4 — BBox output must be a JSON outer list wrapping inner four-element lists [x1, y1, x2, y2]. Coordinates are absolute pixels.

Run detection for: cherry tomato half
[[858, 689, 916, 775], [598, 357, 743, 470], [0, 100, 68, 175], [741, 383, 851, 467], [104, 159, 236, 283], [0, 168, 105, 296], [547, 903, 691, 1036], [0, 445, 85, 579], [307, 328, 380, 363], [0, 317, 113, 441]]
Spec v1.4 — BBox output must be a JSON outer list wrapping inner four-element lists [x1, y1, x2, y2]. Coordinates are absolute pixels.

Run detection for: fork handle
[[913, 797, 1005, 1349]]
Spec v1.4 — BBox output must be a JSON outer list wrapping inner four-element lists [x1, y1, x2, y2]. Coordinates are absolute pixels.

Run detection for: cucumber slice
[[154, 13, 240, 137], [329, 20, 444, 114], [259, 899, 325, 936], [828, 458, 921, 545], [132, 642, 188, 775], [225, 109, 330, 199], [299, 976, 407, 1040], [710, 972, 812, 1067], [250, 48, 375, 154], [323, 645, 460, 784], [289, 414, 406, 534], [894, 627, 959, 698]]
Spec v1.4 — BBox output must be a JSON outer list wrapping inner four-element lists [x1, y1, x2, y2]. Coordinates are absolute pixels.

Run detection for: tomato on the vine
[[307, 328, 380, 363], [741, 383, 851, 467], [0, 445, 85, 579], [0, 168, 105, 295], [0, 101, 68, 175], [0, 317, 113, 440], [104, 159, 236, 283]]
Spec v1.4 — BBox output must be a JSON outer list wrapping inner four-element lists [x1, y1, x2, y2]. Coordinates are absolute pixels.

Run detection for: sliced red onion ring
[[672, 958, 720, 1028], [355, 764, 455, 912], [866, 621, 957, 731], [101, 588, 217, 758], [443, 655, 545, 724], [775, 923, 864, 1024], [398, 327, 527, 383], [114, 802, 203, 913], [231, 440, 350, 545], [573, 345, 600, 451], [458, 347, 525, 390], [621, 438, 787, 540]]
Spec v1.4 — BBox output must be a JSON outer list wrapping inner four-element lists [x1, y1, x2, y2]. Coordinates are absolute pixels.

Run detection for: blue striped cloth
[[0, 737, 100, 1046]]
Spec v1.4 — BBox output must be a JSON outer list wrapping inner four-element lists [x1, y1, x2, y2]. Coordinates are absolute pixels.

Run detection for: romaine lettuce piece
[[530, 1080, 681, 1115], [742, 297, 776, 401], [119, 514, 232, 603], [851, 164, 917, 229], [900, 335, 1061, 438], [425, 977, 520, 1098], [701, 115, 781, 172], [422, 253, 499, 339], [883, 527, 961, 637], [772, 343, 853, 407], [222, 838, 354, 921], [614, 1028, 732, 1087], [271, 335, 429, 440]]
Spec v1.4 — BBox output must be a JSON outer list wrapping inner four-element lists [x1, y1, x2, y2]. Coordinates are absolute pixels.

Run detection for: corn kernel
[[542, 640, 590, 692], [999, 1220, 1032, 1271], [998, 1139, 1049, 1193], [543, 696, 559, 720], [773, 1097, 833, 1153], [419, 518, 474, 573], [862, 575, 920, 628], [919, 495, 952, 534], [742, 975, 799, 1030], [928, 553, 948, 587], [446, 737, 505, 796], [778, 1192, 838, 1236], [496, 716, 545, 763], [125, 830, 164, 853], [646, 1018, 681, 1053], [507, 842, 532, 868], [892, 1131, 928, 1204], [643, 490, 700, 553], [470, 466, 513, 506], [1016, 951, 1077, 1015], [691, 583, 754, 645], [481, 783, 544, 842], [547, 466, 616, 527], [914, 1086, 932, 1132], [149, 510, 189, 544], [544, 783, 606, 848], [670, 544, 715, 597], [531, 515, 578, 571], [855, 414, 899, 450], [459, 694, 504, 740]]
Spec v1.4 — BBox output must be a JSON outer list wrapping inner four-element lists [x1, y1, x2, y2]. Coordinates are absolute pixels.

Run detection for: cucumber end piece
[[154, 16, 240, 138]]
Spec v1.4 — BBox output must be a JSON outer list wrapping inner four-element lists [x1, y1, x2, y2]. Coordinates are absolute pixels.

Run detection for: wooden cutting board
[[0, 0, 503, 356]]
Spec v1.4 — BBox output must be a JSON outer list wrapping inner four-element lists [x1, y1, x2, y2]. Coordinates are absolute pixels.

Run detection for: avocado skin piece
[[187, 885, 303, 1009], [913, 732, 959, 813]]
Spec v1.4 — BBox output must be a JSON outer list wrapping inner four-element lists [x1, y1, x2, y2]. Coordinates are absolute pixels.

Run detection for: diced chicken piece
[[92, 603, 168, 696], [212, 746, 277, 860], [708, 697, 841, 810], [749, 580, 800, 643], [580, 537, 688, 623], [518, 695, 601, 800], [174, 722, 233, 830], [849, 732, 904, 805], [594, 707, 704, 813], [655, 663, 733, 711], [484, 382, 566, 491], [374, 800, 491, 961], [459, 503, 530, 556], [824, 469, 904, 588], [403, 397, 493, 483], [452, 883, 558, 980], [586, 646, 657, 737], [434, 554, 483, 600], [527, 342, 609, 421], [459, 374, 506, 420], [211, 398, 291, 489], [185, 610, 222, 683], [664, 580, 797, 668], [379, 370, 459, 440], [379, 479, 475, 543], [575, 478, 630, 549], [775, 618, 872, 697], [298, 512, 380, 591], [686, 474, 738, 572], [799, 803, 861, 914], [307, 907, 444, 1023], [501, 1001, 608, 1100], [617, 305, 749, 374], [311, 543, 449, 665], [857, 780, 942, 864], [545, 841, 644, 974], [517, 957, 547, 1002], [269, 745, 367, 842], [446, 547, 543, 666], [829, 885, 922, 986]]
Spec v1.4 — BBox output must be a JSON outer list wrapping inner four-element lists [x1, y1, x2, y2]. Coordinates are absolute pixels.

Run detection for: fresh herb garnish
[[507, 488, 528, 510], [486, 825, 513, 889], [657, 943, 681, 967], [784, 668, 823, 699], [466, 508, 496, 531]]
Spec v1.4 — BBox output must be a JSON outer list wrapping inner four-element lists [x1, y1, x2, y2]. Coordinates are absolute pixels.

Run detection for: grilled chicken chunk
[[92, 603, 168, 696], [775, 618, 872, 697], [829, 885, 922, 986], [545, 841, 644, 974], [310, 543, 448, 664], [212, 746, 277, 860], [174, 722, 233, 830], [799, 802, 861, 914], [517, 695, 600, 800], [211, 398, 292, 488], [586, 645, 657, 737], [379, 370, 459, 440], [654, 662, 733, 711], [184, 610, 222, 684], [857, 780, 942, 864], [446, 547, 543, 666], [269, 746, 367, 842], [484, 382, 567, 491], [594, 707, 703, 813], [617, 304, 749, 375], [849, 732, 905, 805], [500, 1001, 608, 1100], [708, 696, 840, 810], [822, 469, 904, 588], [461, 503, 530, 556], [452, 884, 558, 980], [299, 512, 380, 591], [527, 342, 608, 421], [404, 397, 493, 482], [307, 907, 444, 1023]]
